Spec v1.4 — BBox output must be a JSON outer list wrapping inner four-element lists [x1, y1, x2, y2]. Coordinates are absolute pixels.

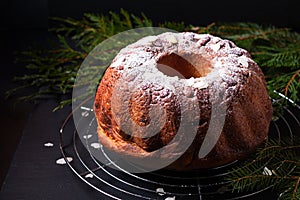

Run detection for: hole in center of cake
[[157, 53, 212, 79]]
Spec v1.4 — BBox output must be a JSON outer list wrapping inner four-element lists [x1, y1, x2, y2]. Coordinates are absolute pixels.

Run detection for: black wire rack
[[59, 93, 300, 200]]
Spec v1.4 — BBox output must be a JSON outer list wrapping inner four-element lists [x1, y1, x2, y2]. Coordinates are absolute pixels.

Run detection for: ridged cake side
[[94, 32, 273, 170]]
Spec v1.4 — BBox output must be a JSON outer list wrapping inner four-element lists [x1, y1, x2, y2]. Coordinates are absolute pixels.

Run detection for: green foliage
[[6, 10, 300, 113], [6, 9, 154, 110], [158, 21, 187, 32], [227, 137, 300, 199], [51, 9, 152, 52]]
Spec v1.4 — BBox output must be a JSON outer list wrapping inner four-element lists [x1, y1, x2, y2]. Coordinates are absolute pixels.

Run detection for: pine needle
[[227, 137, 300, 199], [6, 10, 300, 117]]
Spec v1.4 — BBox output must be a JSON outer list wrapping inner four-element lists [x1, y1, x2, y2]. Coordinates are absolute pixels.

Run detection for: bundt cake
[[93, 32, 273, 171]]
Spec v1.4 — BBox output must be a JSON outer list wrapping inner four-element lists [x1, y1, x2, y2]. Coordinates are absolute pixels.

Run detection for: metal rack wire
[[59, 94, 300, 200]]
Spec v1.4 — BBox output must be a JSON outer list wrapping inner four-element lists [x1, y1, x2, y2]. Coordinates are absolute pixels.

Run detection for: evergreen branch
[[231, 28, 289, 41], [203, 23, 287, 41], [266, 69, 300, 112], [227, 137, 300, 199], [52, 99, 72, 112], [292, 177, 300, 200], [285, 69, 300, 97], [253, 45, 300, 69], [51, 9, 153, 52], [6, 10, 300, 116]]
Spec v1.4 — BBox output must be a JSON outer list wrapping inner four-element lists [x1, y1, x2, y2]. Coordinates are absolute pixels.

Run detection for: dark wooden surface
[[0, 28, 56, 187], [0, 100, 105, 199]]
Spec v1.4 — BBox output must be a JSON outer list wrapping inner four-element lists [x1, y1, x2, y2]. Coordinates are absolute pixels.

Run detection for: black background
[[0, 0, 299, 191], [1, 0, 300, 31]]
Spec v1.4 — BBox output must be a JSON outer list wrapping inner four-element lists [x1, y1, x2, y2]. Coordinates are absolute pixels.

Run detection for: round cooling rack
[[59, 93, 300, 200]]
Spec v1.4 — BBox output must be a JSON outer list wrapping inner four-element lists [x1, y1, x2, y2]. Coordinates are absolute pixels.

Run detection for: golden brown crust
[[94, 32, 273, 170]]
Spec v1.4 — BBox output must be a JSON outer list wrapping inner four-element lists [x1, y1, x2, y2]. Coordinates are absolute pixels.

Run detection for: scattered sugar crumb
[[56, 157, 73, 165], [44, 142, 54, 147], [263, 166, 272, 176], [156, 188, 166, 196], [81, 111, 89, 117], [80, 106, 93, 111], [83, 134, 92, 139], [165, 197, 176, 200], [85, 173, 94, 178], [91, 143, 101, 149]]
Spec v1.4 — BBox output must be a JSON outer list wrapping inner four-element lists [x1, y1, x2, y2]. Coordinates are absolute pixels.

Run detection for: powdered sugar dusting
[[193, 80, 208, 89], [210, 43, 221, 52], [164, 34, 178, 44], [238, 56, 249, 68], [140, 35, 158, 44], [110, 32, 252, 70], [109, 31, 260, 102]]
